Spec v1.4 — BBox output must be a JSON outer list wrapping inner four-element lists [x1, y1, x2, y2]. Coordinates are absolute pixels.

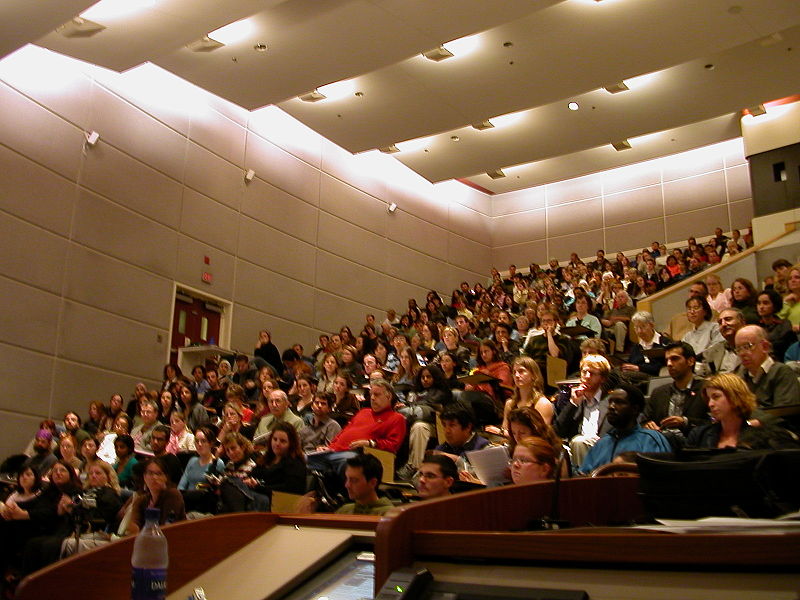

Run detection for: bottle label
[[131, 567, 167, 600]]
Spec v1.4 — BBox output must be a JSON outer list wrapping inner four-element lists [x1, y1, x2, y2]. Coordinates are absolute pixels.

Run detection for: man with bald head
[[734, 325, 799, 409]]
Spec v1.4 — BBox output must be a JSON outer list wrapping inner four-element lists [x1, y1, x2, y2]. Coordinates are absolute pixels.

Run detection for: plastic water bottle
[[131, 507, 168, 600]]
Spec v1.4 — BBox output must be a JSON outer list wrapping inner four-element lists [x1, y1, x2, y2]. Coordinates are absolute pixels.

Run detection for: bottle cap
[[144, 507, 161, 522]]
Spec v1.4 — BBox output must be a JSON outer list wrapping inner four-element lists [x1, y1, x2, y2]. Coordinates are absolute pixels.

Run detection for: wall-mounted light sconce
[[387, 202, 397, 214]]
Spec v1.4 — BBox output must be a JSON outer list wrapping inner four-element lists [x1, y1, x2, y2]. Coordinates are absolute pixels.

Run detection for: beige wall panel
[[51, 360, 159, 417], [729, 199, 755, 231], [382, 277, 432, 314], [319, 174, 387, 237], [385, 241, 447, 292], [0, 146, 76, 236], [449, 184, 491, 216], [73, 190, 178, 278], [0, 212, 68, 293], [605, 218, 667, 254], [547, 197, 603, 238], [80, 142, 183, 228], [663, 171, 727, 215], [546, 174, 601, 207], [58, 301, 168, 380], [0, 82, 84, 181], [547, 229, 605, 261], [184, 142, 244, 211], [233, 260, 315, 326], [722, 144, 748, 167], [0, 412, 44, 462], [245, 132, 321, 206], [665, 204, 731, 243], [207, 95, 249, 128], [492, 208, 546, 247], [492, 186, 546, 216], [180, 188, 240, 254], [313, 289, 377, 335], [188, 109, 246, 167], [662, 151, 723, 182], [449, 202, 491, 244], [319, 138, 387, 201], [491, 240, 548, 270], [447, 266, 489, 291], [63, 245, 173, 329], [0, 277, 61, 354], [0, 343, 54, 415], [384, 183, 450, 228], [315, 251, 387, 308], [230, 303, 318, 355], [601, 163, 661, 195], [317, 212, 387, 272], [237, 217, 317, 286], [386, 210, 448, 259], [241, 178, 319, 244], [176, 235, 235, 299], [89, 86, 187, 181], [250, 111, 324, 172], [0, 54, 93, 130], [603, 185, 664, 227], [726, 164, 752, 202], [447, 233, 491, 274]]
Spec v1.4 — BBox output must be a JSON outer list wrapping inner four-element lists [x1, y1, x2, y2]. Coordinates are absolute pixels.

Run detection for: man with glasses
[[734, 325, 800, 410], [149, 425, 182, 484]]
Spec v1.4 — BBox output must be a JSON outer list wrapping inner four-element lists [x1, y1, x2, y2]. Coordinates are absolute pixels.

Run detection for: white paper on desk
[[466, 445, 510, 487]]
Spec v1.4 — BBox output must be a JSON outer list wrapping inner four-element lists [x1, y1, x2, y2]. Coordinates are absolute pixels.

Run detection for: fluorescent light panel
[[208, 18, 254, 45]]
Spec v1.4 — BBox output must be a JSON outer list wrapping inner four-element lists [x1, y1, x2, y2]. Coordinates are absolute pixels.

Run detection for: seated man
[[435, 405, 489, 458], [299, 392, 342, 452], [131, 399, 159, 452], [62, 411, 91, 447], [622, 311, 670, 378], [149, 425, 183, 485], [415, 455, 457, 500], [642, 342, 709, 447], [254, 390, 304, 439], [555, 355, 613, 469], [22, 429, 57, 475], [335, 453, 394, 516], [601, 290, 634, 353], [578, 383, 672, 474], [522, 308, 569, 380], [699, 308, 745, 375], [307, 380, 406, 481], [735, 325, 800, 410]]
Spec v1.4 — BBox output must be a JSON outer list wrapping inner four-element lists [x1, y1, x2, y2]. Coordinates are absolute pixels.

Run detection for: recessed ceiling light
[[568, 102, 580, 111], [442, 34, 480, 57], [379, 145, 400, 154], [450, 136, 460, 142], [187, 36, 224, 52], [80, 0, 154, 22], [603, 81, 630, 94], [254, 43, 268, 52], [317, 79, 356, 100], [487, 169, 506, 179], [745, 104, 767, 117], [298, 90, 326, 102], [56, 17, 106, 38], [611, 140, 632, 151], [422, 46, 454, 62], [472, 120, 494, 130], [208, 18, 254, 45]]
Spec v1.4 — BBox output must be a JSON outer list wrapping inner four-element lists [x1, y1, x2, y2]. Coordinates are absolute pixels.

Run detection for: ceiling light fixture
[[491, 112, 525, 128], [450, 136, 460, 142], [379, 145, 400, 154], [387, 203, 397, 214], [442, 34, 480, 57], [568, 102, 580, 111], [317, 79, 356, 101], [486, 169, 506, 179], [472, 120, 495, 130], [603, 81, 630, 94], [745, 104, 767, 117], [80, 0, 154, 22], [298, 90, 326, 102], [208, 18, 254, 45], [187, 36, 224, 52], [611, 140, 632, 151], [422, 46, 454, 62], [254, 43, 268, 52], [56, 18, 106, 38]]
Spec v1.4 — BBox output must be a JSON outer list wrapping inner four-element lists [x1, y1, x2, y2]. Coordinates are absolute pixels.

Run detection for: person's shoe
[[395, 463, 417, 481]]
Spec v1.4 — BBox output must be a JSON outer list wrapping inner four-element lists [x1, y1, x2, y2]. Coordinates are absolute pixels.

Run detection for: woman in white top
[[682, 296, 724, 355], [705, 273, 731, 314]]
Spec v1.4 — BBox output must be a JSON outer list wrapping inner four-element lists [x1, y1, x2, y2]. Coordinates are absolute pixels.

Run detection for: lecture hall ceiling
[[2, 0, 799, 193]]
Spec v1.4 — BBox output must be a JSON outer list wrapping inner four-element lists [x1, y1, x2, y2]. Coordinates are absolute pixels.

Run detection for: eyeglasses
[[508, 457, 540, 466], [685, 306, 702, 313], [734, 342, 757, 354]]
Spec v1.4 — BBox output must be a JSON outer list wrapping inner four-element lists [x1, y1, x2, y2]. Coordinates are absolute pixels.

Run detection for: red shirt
[[329, 407, 406, 453]]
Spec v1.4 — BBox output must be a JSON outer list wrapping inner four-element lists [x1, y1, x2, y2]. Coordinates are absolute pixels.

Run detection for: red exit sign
[[201, 272, 213, 284]]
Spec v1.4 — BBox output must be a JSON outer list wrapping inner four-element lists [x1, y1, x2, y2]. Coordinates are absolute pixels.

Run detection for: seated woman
[[507, 406, 570, 478], [466, 339, 513, 413], [0, 467, 54, 576], [113, 434, 138, 491], [78, 437, 111, 486], [165, 411, 196, 454], [756, 289, 796, 361], [682, 296, 723, 356], [564, 295, 602, 340], [84, 401, 107, 437], [687, 373, 798, 450], [179, 383, 209, 433], [58, 435, 82, 474], [127, 457, 186, 534], [496, 357, 554, 434], [438, 351, 465, 392], [391, 347, 421, 402], [330, 372, 361, 427], [178, 425, 225, 510], [316, 353, 340, 395], [158, 389, 181, 426], [705, 273, 731, 314], [510, 436, 557, 485], [216, 403, 255, 458], [288, 375, 316, 422], [730, 277, 759, 324], [249, 422, 308, 501], [338, 345, 364, 383], [778, 263, 800, 329], [217, 433, 265, 513], [435, 326, 471, 369]]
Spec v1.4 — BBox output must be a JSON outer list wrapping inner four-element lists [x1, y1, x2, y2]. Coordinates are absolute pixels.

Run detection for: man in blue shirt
[[578, 383, 671, 475]]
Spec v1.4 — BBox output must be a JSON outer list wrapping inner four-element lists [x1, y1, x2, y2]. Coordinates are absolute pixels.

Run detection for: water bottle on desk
[[131, 507, 168, 600]]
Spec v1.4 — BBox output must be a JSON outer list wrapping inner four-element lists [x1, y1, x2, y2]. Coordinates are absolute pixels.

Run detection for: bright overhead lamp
[[187, 36, 224, 52], [379, 145, 400, 154], [568, 102, 580, 111], [208, 18, 254, 45], [396, 137, 432, 152], [80, 0, 154, 22], [491, 112, 524, 128], [486, 169, 506, 179], [603, 81, 630, 94], [298, 90, 326, 102], [611, 140, 632, 151], [422, 46, 454, 62], [56, 18, 106, 38], [745, 104, 767, 117], [472, 120, 494, 131], [442, 34, 480, 57], [317, 79, 356, 101]]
